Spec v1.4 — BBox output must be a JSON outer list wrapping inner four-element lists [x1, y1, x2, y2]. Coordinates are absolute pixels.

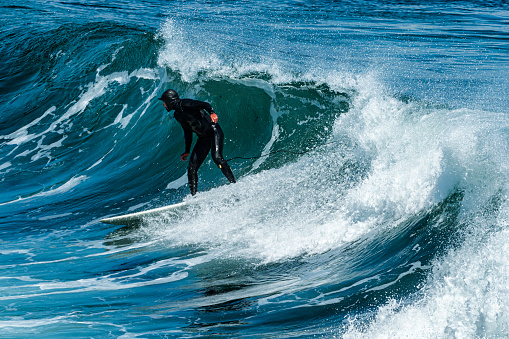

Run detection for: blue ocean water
[[1, 0, 509, 337]]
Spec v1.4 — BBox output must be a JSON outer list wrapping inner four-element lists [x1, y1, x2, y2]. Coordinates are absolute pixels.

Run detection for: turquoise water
[[1, 0, 509, 337]]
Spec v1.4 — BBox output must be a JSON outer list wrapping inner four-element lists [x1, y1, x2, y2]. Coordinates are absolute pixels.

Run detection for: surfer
[[159, 89, 236, 195]]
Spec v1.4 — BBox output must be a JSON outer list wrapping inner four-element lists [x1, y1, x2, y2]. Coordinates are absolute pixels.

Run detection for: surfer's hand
[[181, 153, 189, 161], [210, 113, 218, 123]]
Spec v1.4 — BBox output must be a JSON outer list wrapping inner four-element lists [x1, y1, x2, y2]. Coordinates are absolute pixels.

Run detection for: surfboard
[[100, 200, 194, 226]]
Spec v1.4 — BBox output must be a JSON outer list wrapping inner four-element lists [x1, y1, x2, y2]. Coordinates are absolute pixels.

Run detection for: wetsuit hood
[[158, 89, 180, 110]]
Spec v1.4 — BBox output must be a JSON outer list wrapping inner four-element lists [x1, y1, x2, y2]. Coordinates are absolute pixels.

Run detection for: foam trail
[[0, 175, 88, 206]]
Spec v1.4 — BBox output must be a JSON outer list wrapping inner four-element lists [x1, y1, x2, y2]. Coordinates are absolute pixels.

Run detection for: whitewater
[[1, 0, 508, 337]]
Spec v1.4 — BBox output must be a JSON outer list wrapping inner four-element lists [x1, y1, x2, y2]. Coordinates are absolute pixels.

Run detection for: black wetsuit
[[173, 99, 236, 195]]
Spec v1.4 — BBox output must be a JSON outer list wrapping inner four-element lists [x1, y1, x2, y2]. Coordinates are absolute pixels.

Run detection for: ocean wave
[[1, 6, 509, 337]]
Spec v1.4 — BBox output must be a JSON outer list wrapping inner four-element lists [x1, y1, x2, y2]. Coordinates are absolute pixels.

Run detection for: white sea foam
[[0, 162, 11, 171], [157, 19, 294, 84], [343, 227, 509, 338], [146, 74, 479, 261], [0, 315, 127, 335], [334, 77, 509, 338], [140, 69, 509, 336], [0, 254, 193, 301], [1, 64, 159, 169], [166, 173, 187, 190], [0, 175, 88, 207]]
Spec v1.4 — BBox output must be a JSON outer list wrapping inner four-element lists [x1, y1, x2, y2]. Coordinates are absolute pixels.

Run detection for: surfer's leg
[[210, 124, 236, 184], [187, 138, 211, 195]]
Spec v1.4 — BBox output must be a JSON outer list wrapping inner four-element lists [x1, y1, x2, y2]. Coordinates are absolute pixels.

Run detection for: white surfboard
[[100, 200, 196, 225]]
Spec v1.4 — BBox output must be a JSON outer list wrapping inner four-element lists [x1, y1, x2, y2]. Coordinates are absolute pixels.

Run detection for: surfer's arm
[[183, 127, 193, 154], [202, 102, 217, 121], [196, 101, 218, 123]]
